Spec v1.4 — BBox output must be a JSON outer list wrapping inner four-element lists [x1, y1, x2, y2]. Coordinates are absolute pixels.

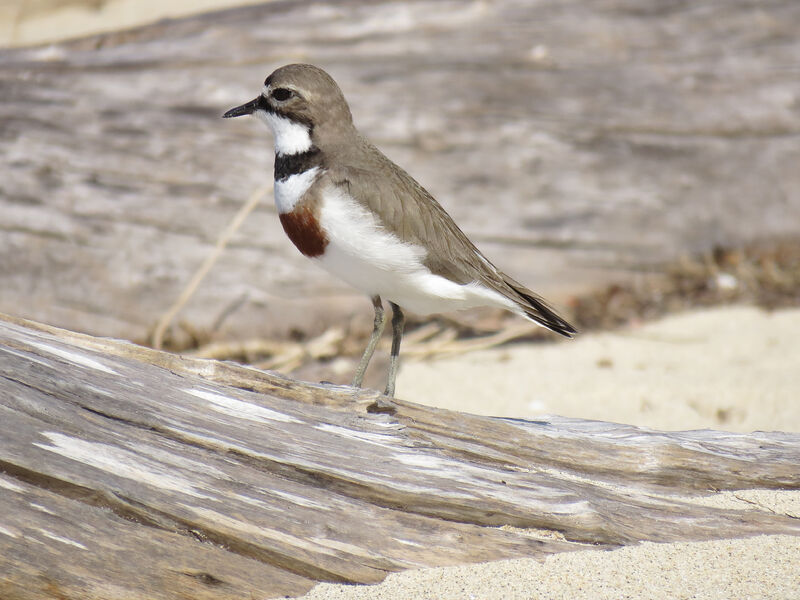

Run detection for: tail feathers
[[506, 279, 577, 338]]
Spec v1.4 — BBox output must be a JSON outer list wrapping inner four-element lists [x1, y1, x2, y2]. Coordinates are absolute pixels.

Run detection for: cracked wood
[[0, 312, 799, 599]]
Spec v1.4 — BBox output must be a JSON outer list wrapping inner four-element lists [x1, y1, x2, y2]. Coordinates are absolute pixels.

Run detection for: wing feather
[[328, 142, 576, 337]]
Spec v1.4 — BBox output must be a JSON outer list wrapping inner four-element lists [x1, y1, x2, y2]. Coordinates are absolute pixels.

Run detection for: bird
[[223, 64, 576, 397]]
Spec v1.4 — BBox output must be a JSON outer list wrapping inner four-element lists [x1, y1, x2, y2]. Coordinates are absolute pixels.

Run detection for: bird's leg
[[384, 302, 405, 397], [352, 296, 385, 389]]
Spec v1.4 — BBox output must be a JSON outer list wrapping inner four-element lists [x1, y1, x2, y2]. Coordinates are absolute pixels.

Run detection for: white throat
[[255, 110, 312, 155]]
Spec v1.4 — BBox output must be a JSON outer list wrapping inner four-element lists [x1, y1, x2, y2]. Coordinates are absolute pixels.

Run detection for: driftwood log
[[1, 312, 799, 599], [2, 0, 800, 344]]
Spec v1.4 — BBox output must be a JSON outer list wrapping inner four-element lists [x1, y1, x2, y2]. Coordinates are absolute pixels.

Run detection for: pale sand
[[298, 535, 800, 600], [0, 0, 269, 47], [295, 477, 800, 599], [5, 6, 799, 597], [398, 305, 800, 433]]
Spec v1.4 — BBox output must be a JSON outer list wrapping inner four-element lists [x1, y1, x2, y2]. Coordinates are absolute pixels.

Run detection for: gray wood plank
[[0, 473, 314, 600], [1, 312, 799, 598]]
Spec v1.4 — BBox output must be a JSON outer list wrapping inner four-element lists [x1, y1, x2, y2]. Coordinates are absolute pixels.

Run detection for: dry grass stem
[[150, 185, 270, 349]]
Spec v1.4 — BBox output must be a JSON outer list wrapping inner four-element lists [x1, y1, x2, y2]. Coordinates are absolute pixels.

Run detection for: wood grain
[[1, 312, 798, 598]]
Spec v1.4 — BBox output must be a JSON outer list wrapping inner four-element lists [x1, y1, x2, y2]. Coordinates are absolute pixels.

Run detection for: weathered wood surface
[[2, 0, 800, 343], [1, 313, 799, 599]]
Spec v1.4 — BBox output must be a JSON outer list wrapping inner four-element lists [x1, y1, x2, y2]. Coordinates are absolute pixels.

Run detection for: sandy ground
[[4, 4, 799, 598], [298, 535, 800, 600], [398, 305, 800, 433], [0, 0, 268, 47]]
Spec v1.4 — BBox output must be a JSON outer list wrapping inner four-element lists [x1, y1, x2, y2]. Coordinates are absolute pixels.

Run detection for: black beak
[[223, 96, 264, 118]]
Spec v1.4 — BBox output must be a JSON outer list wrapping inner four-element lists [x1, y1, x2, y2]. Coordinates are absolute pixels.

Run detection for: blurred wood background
[[1, 0, 799, 346], [2, 312, 799, 599]]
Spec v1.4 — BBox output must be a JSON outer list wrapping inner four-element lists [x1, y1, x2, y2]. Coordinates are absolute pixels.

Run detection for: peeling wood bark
[[1, 312, 799, 599]]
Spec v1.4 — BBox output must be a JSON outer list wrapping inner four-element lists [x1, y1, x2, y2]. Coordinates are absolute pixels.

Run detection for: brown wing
[[328, 142, 576, 337]]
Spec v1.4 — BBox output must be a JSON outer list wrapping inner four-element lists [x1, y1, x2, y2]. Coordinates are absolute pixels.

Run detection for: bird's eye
[[271, 88, 293, 101]]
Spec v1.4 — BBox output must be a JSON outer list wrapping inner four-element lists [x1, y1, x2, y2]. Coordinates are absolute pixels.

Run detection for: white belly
[[315, 187, 518, 316]]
